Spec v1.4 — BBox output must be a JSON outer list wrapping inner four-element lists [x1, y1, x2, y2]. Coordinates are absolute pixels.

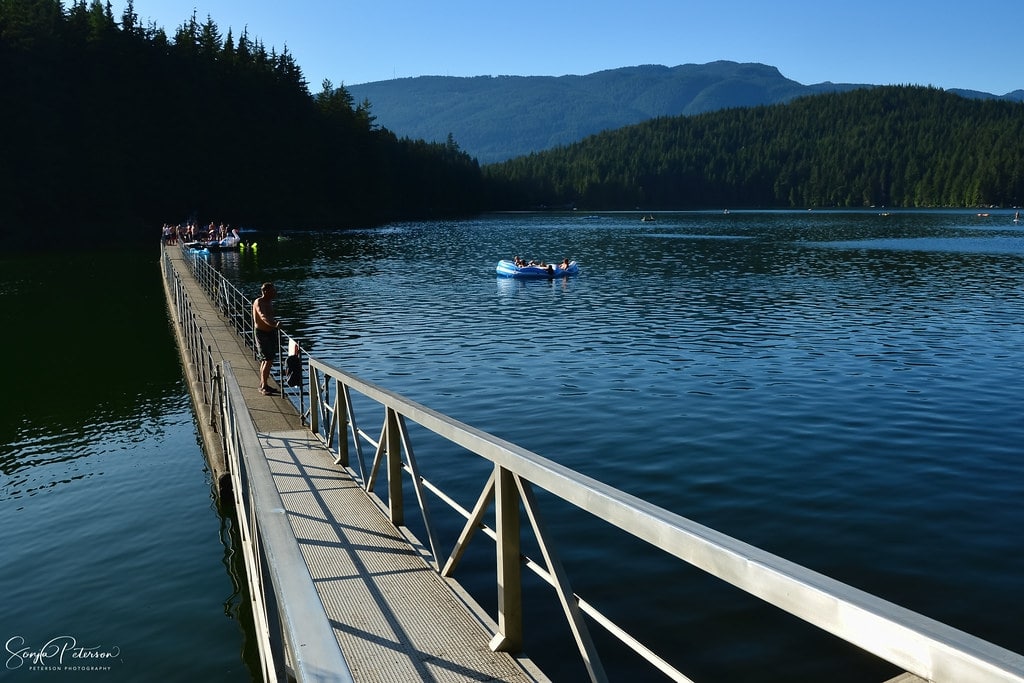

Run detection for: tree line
[[0, 0, 484, 248], [4, 2, 1022, 252], [483, 85, 1024, 210]]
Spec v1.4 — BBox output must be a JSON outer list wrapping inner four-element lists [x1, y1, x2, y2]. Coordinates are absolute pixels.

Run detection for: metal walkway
[[162, 246, 545, 682], [262, 429, 543, 682]]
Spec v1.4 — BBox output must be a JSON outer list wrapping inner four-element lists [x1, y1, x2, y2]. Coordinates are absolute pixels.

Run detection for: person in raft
[[252, 282, 281, 396]]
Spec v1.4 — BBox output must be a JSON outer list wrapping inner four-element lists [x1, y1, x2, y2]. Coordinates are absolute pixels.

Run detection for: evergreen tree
[[0, 0, 486, 248]]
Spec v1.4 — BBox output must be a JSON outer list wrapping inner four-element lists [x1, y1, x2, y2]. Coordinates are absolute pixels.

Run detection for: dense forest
[[0, 0, 484, 248], [3, 2, 1023, 250], [484, 86, 1024, 210]]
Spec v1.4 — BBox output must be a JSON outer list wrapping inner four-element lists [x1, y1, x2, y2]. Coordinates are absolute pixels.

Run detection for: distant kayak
[[496, 259, 579, 278]]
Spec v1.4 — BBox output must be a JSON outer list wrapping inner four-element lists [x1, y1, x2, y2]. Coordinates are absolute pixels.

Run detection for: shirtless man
[[252, 282, 281, 395]]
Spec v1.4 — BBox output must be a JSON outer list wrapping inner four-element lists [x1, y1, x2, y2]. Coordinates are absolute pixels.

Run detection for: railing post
[[294, 348, 306, 425], [309, 366, 320, 435], [210, 363, 221, 428], [275, 328, 284, 391], [337, 381, 350, 468], [385, 407, 403, 526], [490, 464, 523, 653]]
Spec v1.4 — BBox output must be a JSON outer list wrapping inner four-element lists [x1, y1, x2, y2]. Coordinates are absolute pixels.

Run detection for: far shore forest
[[2, 0, 1023, 248]]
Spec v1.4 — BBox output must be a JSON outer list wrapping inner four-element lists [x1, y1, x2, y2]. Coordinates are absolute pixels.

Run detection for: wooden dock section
[[161, 247, 547, 682]]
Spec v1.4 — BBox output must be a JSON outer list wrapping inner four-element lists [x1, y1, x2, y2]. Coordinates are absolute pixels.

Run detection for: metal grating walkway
[[261, 430, 547, 683], [163, 247, 545, 681]]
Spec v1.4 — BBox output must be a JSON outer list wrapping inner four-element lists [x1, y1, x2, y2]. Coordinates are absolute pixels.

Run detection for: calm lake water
[[4, 210, 1023, 682], [1, 253, 254, 681]]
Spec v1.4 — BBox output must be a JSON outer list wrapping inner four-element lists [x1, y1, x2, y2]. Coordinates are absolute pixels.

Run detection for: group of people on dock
[[161, 221, 236, 246]]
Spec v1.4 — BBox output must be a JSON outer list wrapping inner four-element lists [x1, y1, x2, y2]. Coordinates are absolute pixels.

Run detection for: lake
[[4, 209, 1023, 682], [0, 252, 255, 681]]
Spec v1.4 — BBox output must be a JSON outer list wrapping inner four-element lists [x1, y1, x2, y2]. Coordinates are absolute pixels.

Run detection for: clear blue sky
[[116, 0, 1023, 95]]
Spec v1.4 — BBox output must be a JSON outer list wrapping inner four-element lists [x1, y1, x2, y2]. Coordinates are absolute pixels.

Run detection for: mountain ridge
[[347, 61, 1023, 164]]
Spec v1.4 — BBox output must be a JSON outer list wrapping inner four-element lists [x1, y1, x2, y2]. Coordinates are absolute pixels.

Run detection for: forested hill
[[348, 63, 1024, 164], [0, 0, 483, 249], [484, 86, 1024, 210], [4, 4, 1021, 248]]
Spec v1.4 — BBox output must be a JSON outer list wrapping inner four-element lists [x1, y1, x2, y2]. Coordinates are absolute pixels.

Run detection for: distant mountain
[[347, 62, 1022, 164], [949, 87, 1024, 101]]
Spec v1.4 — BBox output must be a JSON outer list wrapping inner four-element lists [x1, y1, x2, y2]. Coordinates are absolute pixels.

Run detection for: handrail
[[221, 360, 355, 683], [163, 247, 352, 683], [304, 358, 1024, 683], [162, 253, 222, 428], [168, 243, 1024, 683]]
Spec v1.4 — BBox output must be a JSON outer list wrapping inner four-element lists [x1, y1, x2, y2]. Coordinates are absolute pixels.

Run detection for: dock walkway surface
[[162, 247, 547, 683]]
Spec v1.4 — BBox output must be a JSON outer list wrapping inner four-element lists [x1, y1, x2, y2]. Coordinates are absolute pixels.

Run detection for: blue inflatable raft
[[496, 260, 579, 278]]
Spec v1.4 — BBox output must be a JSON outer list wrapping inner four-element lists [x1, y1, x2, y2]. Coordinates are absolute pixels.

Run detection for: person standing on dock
[[253, 282, 281, 396]]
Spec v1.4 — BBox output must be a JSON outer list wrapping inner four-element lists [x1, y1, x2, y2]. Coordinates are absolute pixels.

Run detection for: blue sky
[[115, 0, 1022, 94]]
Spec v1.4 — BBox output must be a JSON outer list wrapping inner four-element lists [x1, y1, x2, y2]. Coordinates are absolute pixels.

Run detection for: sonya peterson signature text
[[5, 636, 121, 670]]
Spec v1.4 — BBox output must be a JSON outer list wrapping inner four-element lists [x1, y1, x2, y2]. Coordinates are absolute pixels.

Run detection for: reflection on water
[[1, 250, 248, 681]]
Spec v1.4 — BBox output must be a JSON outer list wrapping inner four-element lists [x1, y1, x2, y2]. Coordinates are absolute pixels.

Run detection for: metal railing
[[163, 247, 352, 683], [221, 360, 354, 683], [305, 357, 1024, 683], [162, 254, 222, 428], [167, 244, 1024, 683]]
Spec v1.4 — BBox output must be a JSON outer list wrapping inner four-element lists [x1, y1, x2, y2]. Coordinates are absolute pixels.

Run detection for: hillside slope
[[347, 62, 1020, 164], [483, 86, 1024, 210]]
